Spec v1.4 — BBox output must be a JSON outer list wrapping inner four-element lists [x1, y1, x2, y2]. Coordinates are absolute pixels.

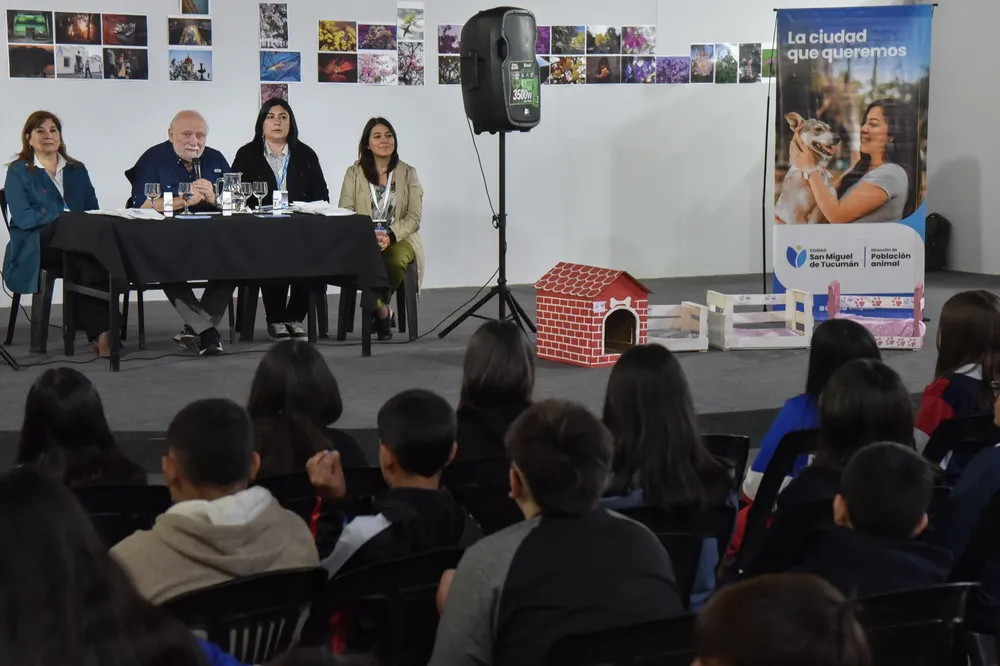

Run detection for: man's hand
[[307, 450, 347, 500], [436, 569, 456, 614], [192, 178, 217, 205]]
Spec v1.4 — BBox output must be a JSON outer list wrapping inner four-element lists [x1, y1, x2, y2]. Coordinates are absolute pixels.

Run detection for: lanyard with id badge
[[370, 172, 393, 235]]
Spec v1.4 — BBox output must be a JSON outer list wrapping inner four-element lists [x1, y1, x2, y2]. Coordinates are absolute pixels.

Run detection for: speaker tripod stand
[[439, 132, 536, 338]]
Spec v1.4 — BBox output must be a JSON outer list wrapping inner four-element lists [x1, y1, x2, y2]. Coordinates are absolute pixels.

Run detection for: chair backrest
[[443, 457, 522, 536], [702, 433, 751, 485], [0, 188, 9, 231], [74, 485, 172, 548], [255, 468, 388, 521], [738, 428, 820, 565], [546, 614, 696, 666], [162, 567, 328, 665], [655, 532, 705, 608], [304, 547, 466, 664], [924, 414, 1000, 466], [862, 582, 977, 666]]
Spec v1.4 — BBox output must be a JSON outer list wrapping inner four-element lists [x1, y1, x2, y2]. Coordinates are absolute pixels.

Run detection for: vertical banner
[[773, 6, 933, 315]]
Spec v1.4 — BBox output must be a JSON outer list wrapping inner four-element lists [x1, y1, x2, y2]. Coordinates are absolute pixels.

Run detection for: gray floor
[[0, 271, 995, 442]]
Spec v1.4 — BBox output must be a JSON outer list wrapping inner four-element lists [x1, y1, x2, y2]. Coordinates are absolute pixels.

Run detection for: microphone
[[192, 157, 202, 180]]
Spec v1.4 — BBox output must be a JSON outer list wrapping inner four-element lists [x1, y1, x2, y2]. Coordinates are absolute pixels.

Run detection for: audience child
[[693, 573, 871, 666], [112, 398, 318, 603], [430, 400, 684, 666], [15, 367, 146, 488], [454, 320, 534, 463], [0, 468, 210, 666], [795, 442, 951, 597], [743, 359, 914, 576], [601, 344, 735, 607], [309, 389, 482, 577], [915, 290, 1000, 454]]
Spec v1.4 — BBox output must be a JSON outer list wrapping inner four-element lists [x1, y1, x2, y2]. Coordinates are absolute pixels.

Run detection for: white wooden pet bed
[[706, 289, 814, 351]]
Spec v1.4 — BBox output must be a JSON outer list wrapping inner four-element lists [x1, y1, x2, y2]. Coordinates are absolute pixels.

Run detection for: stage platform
[[0, 271, 994, 474]]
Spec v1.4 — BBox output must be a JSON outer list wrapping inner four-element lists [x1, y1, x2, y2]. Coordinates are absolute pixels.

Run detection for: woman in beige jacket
[[338, 117, 424, 340]]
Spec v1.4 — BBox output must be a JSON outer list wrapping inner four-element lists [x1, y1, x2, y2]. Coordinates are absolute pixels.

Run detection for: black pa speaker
[[460, 7, 541, 135]]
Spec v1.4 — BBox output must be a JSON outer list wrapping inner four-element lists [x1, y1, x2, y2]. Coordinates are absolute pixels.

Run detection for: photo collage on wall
[[259, 2, 296, 106], [169, 0, 213, 83], [318, 1, 424, 86], [6, 9, 149, 80]]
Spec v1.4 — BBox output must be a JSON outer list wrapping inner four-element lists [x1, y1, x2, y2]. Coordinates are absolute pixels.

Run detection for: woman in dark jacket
[[232, 99, 329, 340]]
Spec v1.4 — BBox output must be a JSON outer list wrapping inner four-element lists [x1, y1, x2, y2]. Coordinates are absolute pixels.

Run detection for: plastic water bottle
[[163, 187, 173, 217]]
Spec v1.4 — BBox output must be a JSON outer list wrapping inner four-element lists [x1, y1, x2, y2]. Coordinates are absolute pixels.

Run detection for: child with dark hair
[[694, 573, 870, 666], [795, 442, 951, 597], [310, 389, 482, 577]]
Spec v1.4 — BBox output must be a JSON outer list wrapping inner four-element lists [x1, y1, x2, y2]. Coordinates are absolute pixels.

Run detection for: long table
[[51, 211, 389, 370]]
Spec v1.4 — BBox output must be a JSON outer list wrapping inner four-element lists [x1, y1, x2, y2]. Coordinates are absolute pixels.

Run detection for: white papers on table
[[289, 201, 357, 216], [86, 209, 165, 220]]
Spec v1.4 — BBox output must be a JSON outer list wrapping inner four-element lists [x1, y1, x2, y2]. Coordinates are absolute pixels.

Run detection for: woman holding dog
[[802, 98, 918, 224]]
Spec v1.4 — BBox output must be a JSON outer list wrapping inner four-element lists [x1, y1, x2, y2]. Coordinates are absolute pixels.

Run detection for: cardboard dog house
[[534, 262, 650, 368]]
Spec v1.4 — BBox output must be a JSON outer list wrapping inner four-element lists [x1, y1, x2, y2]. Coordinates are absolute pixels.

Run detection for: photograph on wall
[[622, 56, 655, 84], [536, 26, 550, 55], [359, 51, 398, 85], [586, 55, 620, 84], [762, 47, 777, 78], [318, 53, 357, 83], [398, 41, 424, 86], [438, 55, 460, 84], [586, 26, 620, 55], [54, 13, 101, 46], [622, 26, 656, 55], [168, 17, 212, 47], [358, 24, 397, 51], [551, 26, 585, 56], [548, 56, 585, 84], [715, 43, 738, 83], [739, 43, 761, 83], [260, 50, 300, 82], [656, 56, 690, 84], [536, 55, 550, 84], [7, 10, 52, 44], [102, 15, 147, 47], [397, 1, 425, 42], [104, 47, 149, 80], [690, 44, 715, 83], [9, 44, 54, 77], [56, 45, 102, 78], [259, 3, 288, 49], [261, 83, 288, 106], [437, 24, 461, 55], [180, 0, 209, 15], [318, 21, 357, 52], [169, 49, 212, 81]]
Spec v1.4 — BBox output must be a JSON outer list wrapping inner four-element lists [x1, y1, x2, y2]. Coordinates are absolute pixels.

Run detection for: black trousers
[[39, 223, 114, 341], [261, 282, 310, 324]]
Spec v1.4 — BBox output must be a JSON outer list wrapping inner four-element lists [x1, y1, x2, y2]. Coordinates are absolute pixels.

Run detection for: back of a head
[[168, 398, 255, 489], [505, 399, 612, 516], [459, 320, 535, 410], [377, 389, 456, 478], [818, 359, 914, 468], [840, 442, 932, 539], [694, 573, 870, 666], [806, 319, 881, 398], [935, 289, 1000, 381]]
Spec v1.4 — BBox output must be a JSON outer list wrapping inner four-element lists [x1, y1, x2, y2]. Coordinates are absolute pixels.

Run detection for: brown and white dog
[[775, 112, 841, 224]]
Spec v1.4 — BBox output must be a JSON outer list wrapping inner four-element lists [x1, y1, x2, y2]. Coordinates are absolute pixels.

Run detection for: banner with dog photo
[[773, 5, 933, 316]]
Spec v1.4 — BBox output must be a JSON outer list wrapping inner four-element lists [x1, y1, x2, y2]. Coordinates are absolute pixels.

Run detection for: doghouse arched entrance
[[604, 307, 638, 354]]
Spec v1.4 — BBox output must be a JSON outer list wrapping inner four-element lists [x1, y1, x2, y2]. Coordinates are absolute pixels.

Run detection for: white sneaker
[[286, 321, 308, 339], [268, 323, 290, 340]]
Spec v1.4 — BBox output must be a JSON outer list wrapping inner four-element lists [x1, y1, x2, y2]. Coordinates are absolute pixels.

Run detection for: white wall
[[0, 0, 941, 309]]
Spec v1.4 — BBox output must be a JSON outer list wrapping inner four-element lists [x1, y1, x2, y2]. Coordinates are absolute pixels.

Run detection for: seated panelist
[[338, 117, 424, 341], [3, 111, 116, 357], [231, 99, 329, 340], [126, 110, 234, 356]]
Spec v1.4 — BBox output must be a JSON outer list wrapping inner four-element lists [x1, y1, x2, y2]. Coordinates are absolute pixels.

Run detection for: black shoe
[[173, 325, 199, 353], [199, 327, 223, 356], [370, 309, 397, 336], [374, 315, 393, 341]]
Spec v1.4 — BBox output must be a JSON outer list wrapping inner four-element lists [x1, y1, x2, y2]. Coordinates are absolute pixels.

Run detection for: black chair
[[547, 614, 696, 666], [330, 259, 419, 341], [443, 457, 523, 535], [256, 468, 388, 522], [301, 547, 465, 665], [861, 582, 978, 666], [703, 433, 751, 485], [618, 505, 737, 562], [162, 567, 328, 664], [737, 428, 820, 567], [923, 414, 1000, 467], [74, 485, 172, 548]]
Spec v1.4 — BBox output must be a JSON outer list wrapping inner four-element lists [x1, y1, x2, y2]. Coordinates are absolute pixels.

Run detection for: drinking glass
[[239, 182, 253, 212], [178, 182, 193, 214], [144, 183, 161, 209], [252, 181, 268, 210]]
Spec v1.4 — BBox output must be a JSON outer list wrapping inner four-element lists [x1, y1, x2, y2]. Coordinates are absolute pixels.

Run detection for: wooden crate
[[707, 289, 814, 351], [646, 302, 709, 352]]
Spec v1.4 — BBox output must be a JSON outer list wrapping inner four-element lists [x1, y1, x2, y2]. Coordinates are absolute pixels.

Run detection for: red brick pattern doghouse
[[534, 262, 650, 367]]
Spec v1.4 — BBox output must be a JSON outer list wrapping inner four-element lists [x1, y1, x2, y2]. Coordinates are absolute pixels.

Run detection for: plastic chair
[[702, 433, 751, 484], [546, 613, 696, 666], [443, 457, 523, 535], [74, 485, 172, 548], [331, 259, 419, 341], [162, 567, 328, 665], [301, 547, 466, 665], [923, 414, 1000, 466], [618, 505, 737, 562]]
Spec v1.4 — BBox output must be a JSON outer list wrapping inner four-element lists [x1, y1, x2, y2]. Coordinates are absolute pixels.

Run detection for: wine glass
[[144, 183, 161, 210], [239, 182, 253, 212], [252, 181, 268, 210], [178, 182, 193, 214]]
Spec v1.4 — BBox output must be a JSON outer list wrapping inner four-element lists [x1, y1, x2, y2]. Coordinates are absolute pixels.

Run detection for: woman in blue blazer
[[3, 111, 113, 356]]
